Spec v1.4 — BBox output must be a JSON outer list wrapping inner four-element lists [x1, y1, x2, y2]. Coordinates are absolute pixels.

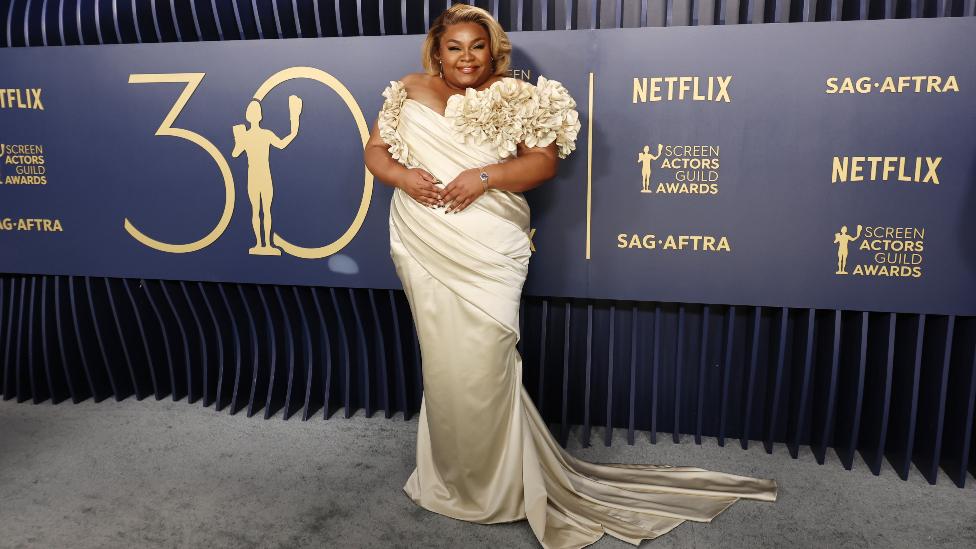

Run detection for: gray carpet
[[1, 397, 973, 549]]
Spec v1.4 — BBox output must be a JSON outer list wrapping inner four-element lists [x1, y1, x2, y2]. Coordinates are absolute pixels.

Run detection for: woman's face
[[436, 22, 492, 90]]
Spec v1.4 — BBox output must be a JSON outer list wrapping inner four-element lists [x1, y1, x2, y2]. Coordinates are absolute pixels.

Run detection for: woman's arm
[[440, 141, 558, 213], [363, 119, 442, 207]]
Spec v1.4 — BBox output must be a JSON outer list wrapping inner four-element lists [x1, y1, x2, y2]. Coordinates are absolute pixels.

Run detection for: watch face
[[480, 171, 489, 181]]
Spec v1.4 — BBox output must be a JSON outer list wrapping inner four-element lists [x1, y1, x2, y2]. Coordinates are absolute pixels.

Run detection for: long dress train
[[379, 78, 777, 549]]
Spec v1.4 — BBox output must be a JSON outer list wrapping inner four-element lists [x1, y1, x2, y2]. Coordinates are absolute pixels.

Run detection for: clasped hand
[[397, 168, 486, 213]]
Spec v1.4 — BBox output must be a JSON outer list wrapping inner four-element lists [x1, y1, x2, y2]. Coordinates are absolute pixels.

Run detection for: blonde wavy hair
[[421, 4, 512, 77]]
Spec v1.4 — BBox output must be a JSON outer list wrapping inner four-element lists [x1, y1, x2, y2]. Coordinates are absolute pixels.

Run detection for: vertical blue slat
[[69, 277, 100, 400], [894, 314, 925, 479], [24, 0, 33, 46], [199, 283, 224, 408], [650, 305, 660, 443], [377, 0, 384, 35], [26, 277, 38, 402], [235, 285, 259, 415], [168, 0, 183, 41], [334, 0, 342, 36], [255, 285, 278, 418], [53, 277, 80, 402], [312, 0, 322, 36], [216, 284, 242, 411], [952, 336, 976, 487], [208, 1, 224, 40], [180, 281, 209, 405], [367, 289, 391, 418], [13, 276, 26, 402], [231, 0, 245, 39], [240, 286, 264, 415], [42, 0, 50, 46], [605, 303, 615, 446], [718, 305, 735, 446], [75, 0, 85, 43], [160, 280, 193, 403], [271, 0, 284, 38], [919, 316, 953, 484], [741, 306, 762, 449], [4, 278, 20, 400], [272, 286, 296, 419], [627, 304, 638, 445], [764, 307, 789, 453], [695, 305, 710, 444], [840, 311, 869, 469], [66, 279, 89, 400], [405, 0, 410, 34], [815, 310, 842, 464], [39, 278, 57, 402], [150, 0, 163, 41], [293, 287, 315, 420], [129, 0, 142, 43], [310, 288, 334, 418], [105, 278, 141, 399], [189, 0, 204, 40], [560, 301, 571, 445], [355, 0, 363, 35], [59, 0, 67, 45], [582, 303, 593, 446], [111, 0, 122, 43], [348, 289, 371, 417], [93, 0, 105, 43], [249, 0, 265, 38], [0, 279, 6, 397], [6, 0, 18, 46], [537, 299, 548, 408], [329, 288, 352, 417], [85, 277, 120, 400], [834, 312, 870, 464], [866, 313, 897, 475], [673, 304, 685, 443], [388, 290, 410, 419], [790, 308, 816, 458], [122, 279, 159, 399], [143, 280, 178, 402]]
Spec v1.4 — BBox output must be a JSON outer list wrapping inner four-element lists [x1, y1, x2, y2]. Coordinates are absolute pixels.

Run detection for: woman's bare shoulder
[[400, 73, 435, 95]]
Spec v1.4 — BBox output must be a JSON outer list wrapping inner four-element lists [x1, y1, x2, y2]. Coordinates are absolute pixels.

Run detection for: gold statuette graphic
[[637, 144, 662, 193], [833, 224, 862, 275], [232, 95, 303, 256]]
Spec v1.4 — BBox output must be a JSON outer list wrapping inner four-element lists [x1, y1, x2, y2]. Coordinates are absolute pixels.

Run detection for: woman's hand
[[397, 168, 443, 208], [442, 168, 487, 213]]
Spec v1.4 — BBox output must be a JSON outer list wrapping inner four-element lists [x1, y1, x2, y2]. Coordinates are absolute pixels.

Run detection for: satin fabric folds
[[385, 96, 778, 548]]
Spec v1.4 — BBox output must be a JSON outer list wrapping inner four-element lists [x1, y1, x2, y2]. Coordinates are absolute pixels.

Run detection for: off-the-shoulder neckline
[[397, 76, 529, 118]]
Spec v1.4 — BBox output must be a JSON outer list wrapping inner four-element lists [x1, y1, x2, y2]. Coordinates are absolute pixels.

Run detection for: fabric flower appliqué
[[377, 76, 582, 165], [376, 80, 420, 168], [443, 76, 581, 160]]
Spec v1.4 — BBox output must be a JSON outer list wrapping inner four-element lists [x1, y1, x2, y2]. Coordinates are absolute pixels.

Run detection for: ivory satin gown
[[377, 78, 777, 549]]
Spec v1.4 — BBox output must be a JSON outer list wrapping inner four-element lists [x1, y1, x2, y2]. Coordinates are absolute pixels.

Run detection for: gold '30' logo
[[126, 68, 373, 258]]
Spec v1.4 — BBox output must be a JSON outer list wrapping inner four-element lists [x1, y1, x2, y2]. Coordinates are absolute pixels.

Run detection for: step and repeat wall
[[2, 17, 973, 315]]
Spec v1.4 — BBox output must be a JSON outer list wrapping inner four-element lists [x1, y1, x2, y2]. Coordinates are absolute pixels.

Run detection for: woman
[[363, 6, 777, 548]]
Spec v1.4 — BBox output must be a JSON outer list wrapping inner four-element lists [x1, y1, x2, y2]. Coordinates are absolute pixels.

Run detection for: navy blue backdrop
[[1, 0, 975, 490], [1, 18, 973, 314]]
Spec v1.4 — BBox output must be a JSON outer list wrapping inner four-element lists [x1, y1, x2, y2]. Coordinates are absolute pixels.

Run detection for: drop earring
[[439, 60, 444, 79]]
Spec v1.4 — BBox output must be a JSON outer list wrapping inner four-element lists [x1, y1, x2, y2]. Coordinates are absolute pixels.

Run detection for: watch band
[[479, 170, 490, 192]]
